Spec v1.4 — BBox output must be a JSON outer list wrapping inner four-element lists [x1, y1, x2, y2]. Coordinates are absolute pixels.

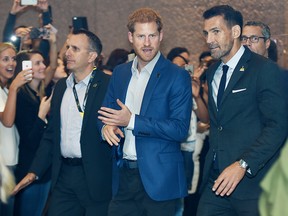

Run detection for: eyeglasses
[[241, 35, 266, 43]]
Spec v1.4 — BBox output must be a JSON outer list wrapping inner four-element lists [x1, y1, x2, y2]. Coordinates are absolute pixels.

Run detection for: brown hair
[[15, 50, 46, 100], [127, 7, 163, 33]]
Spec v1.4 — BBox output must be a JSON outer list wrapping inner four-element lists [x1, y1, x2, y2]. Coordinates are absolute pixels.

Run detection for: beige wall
[[0, 0, 287, 67]]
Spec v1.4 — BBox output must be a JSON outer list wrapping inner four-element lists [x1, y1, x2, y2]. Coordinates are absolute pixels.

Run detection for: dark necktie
[[217, 65, 229, 108]]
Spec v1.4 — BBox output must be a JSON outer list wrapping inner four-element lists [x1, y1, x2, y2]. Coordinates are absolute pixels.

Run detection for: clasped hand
[[98, 99, 131, 127], [98, 99, 131, 146]]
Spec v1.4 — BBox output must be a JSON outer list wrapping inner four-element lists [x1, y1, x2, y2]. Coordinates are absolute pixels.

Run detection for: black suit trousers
[[47, 163, 109, 216], [196, 168, 259, 216], [108, 167, 177, 216]]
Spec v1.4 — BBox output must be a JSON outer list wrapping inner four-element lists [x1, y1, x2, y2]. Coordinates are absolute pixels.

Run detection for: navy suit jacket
[[203, 47, 288, 199], [30, 69, 112, 201], [101, 54, 192, 201]]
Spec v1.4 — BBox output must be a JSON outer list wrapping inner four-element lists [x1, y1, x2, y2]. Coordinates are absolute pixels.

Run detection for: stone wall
[[0, 0, 287, 67]]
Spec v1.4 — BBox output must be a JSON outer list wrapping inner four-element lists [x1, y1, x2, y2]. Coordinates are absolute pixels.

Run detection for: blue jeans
[[14, 181, 51, 216]]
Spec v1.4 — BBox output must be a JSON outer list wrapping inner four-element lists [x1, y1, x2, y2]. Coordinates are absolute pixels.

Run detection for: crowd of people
[[0, 1, 287, 216]]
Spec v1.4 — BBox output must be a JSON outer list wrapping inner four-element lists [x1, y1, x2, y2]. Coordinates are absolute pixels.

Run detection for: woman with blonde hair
[[0, 42, 32, 215]]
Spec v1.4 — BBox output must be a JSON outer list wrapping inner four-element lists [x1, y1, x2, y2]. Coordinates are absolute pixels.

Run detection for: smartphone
[[29, 27, 50, 40], [72, 16, 88, 31], [22, 60, 32, 71], [20, 0, 37, 5]]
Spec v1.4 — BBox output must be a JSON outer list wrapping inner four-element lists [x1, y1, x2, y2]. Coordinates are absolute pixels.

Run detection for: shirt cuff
[[101, 125, 107, 141], [127, 113, 135, 130]]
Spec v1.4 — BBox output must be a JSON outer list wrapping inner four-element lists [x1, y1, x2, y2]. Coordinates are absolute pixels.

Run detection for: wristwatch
[[238, 159, 248, 170]]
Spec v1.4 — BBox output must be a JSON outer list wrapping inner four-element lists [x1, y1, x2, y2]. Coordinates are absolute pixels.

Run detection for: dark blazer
[[203, 47, 287, 199], [102, 54, 192, 201], [30, 69, 112, 201]]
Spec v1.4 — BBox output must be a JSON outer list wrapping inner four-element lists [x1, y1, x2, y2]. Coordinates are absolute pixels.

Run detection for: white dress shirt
[[60, 72, 92, 158], [123, 52, 161, 160], [0, 87, 19, 166], [212, 45, 245, 108]]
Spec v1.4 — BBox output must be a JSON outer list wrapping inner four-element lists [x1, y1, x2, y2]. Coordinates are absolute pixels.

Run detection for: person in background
[[13, 29, 112, 216], [101, 48, 130, 75], [258, 138, 288, 216], [267, 39, 278, 62], [241, 21, 288, 102], [167, 47, 190, 68], [183, 51, 216, 216], [197, 5, 287, 216], [167, 47, 209, 216], [241, 21, 271, 57], [3, 0, 53, 59], [0, 42, 33, 216], [98, 7, 192, 216], [12, 26, 57, 216]]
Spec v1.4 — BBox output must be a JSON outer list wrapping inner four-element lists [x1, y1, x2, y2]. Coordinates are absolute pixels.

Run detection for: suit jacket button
[[218, 126, 223, 131]]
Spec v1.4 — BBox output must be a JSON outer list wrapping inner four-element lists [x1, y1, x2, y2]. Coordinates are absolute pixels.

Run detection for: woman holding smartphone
[[0, 42, 33, 216], [12, 28, 57, 216]]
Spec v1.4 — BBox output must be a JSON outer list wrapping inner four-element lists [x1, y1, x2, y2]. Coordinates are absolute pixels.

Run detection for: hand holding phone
[[22, 61, 33, 81]]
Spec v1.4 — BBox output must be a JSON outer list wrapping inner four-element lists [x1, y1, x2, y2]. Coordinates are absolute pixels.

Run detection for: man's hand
[[10, 0, 27, 15], [98, 99, 131, 127], [12, 173, 37, 195], [212, 161, 246, 196], [102, 125, 124, 146]]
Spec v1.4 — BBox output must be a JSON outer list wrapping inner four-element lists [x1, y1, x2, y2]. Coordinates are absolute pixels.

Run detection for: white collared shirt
[[212, 46, 245, 107], [123, 51, 161, 160], [60, 72, 92, 158], [0, 87, 19, 166]]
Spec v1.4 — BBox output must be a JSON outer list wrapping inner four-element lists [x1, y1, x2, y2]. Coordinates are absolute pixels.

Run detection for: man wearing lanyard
[[13, 29, 112, 216]]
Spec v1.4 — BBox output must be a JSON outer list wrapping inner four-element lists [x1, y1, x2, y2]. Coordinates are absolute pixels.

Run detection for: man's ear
[[232, 25, 241, 39], [128, 32, 134, 44], [88, 51, 97, 63], [159, 30, 163, 42]]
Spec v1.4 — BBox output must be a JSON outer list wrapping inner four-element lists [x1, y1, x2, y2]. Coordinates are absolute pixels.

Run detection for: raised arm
[[3, 0, 27, 42], [43, 24, 57, 86], [0, 69, 32, 127]]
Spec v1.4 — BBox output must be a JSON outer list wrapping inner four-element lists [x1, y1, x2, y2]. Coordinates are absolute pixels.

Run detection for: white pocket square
[[232, 88, 247, 93]]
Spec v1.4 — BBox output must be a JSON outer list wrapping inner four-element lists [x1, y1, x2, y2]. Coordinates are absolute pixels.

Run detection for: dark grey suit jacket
[[30, 69, 112, 201], [203, 47, 287, 199]]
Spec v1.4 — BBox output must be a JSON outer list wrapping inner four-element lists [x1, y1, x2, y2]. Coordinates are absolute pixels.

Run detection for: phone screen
[[21, 0, 37, 5], [22, 60, 32, 71]]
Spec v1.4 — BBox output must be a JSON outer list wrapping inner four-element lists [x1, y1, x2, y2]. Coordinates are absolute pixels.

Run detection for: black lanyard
[[72, 68, 96, 116]]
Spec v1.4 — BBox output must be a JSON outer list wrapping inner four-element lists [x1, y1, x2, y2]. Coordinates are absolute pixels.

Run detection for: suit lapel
[[81, 70, 101, 132], [140, 55, 164, 115], [207, 61, 221, 117], [54, 79, 67, 113], [52, 79, 67, 146], [118, 63, 133, 104], [220, 48, 251, 105]]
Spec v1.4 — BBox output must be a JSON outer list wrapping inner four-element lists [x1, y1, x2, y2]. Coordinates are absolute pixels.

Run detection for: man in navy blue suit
[[98, 7, 192, 216], [197, 5, 287, 216]]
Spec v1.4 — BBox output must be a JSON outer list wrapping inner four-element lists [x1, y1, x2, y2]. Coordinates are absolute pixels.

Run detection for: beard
[[209, 41, 233, 60]]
